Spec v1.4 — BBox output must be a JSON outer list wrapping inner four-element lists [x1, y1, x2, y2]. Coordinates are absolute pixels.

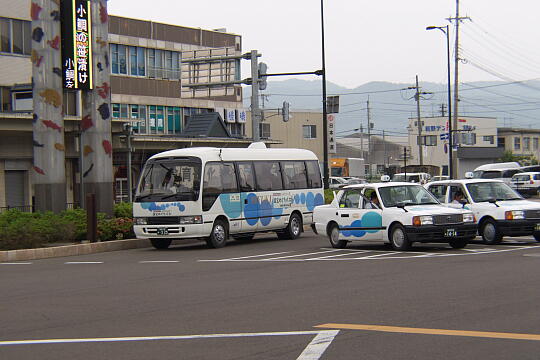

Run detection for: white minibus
[[133, 143, 324, 249]]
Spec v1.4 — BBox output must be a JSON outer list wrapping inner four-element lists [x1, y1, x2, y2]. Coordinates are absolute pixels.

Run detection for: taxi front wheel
[[390, 224, 411, 251], [481, 219, 502, 245]]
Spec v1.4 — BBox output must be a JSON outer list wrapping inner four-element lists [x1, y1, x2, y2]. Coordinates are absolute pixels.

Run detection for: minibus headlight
[[179, 215, 203, 224], [463, 213, 475, 223], [505, 210, 525, 220], [412, 215, 433, 226], [134, 217, 148, 225]]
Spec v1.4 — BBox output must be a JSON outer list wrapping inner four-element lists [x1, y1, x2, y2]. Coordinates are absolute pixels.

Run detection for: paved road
[[2, 232, 540, 359]]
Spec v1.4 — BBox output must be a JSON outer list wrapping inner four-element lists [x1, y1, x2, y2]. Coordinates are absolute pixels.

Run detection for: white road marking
[[262, 250, 342, 261], [64, 262, 103, 264], [307, 251, 370, 260], [0, 262, 33, 265], [296, 330, 340, 360], [198, 251, 291, 262], [139, 261, 180, 263], [523, 253, 540, 257], [0, 329, 339, 360], [354, 252, 402, 259]]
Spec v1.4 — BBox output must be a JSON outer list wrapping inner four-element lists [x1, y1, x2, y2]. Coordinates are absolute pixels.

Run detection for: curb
[[0, 238, 150, 263]]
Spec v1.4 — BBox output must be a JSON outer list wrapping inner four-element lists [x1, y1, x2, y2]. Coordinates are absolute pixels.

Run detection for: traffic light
[[258, 62, 268, 90], [282, 101, 290, 122]]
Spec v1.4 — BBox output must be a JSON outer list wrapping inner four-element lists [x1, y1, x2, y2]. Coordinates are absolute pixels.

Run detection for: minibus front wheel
[[206, 219, 229, 248]]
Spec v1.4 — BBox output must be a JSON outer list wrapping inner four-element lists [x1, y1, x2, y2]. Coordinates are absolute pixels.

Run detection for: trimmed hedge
[[0, 203, 134, 250]]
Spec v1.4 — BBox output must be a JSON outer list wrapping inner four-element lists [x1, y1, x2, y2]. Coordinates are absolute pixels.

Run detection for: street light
[[426, 25, 453, 179], [321, 0, 329, 189]]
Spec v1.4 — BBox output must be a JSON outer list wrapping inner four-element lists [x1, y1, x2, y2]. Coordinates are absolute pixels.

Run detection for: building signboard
[[61, 0, 93, 89], [225, 109, 236, 123], [237, 109, 247, 123], [327, 114, 336, 154]]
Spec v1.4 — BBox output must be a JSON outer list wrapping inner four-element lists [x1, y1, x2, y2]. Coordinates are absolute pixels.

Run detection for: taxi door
[[336, 188, 384, 241]]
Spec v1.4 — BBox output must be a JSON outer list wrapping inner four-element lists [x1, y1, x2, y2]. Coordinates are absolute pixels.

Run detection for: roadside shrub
[[114, 202, 133, 218], [0, 206, 136, 250], [98, 217, 134, 241]]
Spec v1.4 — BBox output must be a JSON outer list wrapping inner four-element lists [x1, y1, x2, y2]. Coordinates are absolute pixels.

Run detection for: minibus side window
[[254, 161, 283, 191], [202, 162, 238, 211]]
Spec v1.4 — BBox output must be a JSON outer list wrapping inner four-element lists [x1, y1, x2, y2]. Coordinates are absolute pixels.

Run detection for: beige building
[[497, 128, 540, 161], [408, 116, 503, 177], [245, 109, 323, 160]]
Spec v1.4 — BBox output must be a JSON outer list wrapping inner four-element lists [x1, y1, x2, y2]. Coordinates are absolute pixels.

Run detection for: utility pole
[[360, 124, 364, 162], [409, 75, 432, 168], [415, 75, 423, 166], [250, 50, 261, 141], [448, 0, 470, 178], [366, 98, 372, 179], [440, 103, 446, 117], [383, 130, 387, 170]]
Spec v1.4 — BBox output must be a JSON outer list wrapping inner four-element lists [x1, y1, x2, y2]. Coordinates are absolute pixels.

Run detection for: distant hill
[[244, 79, 540, 137]]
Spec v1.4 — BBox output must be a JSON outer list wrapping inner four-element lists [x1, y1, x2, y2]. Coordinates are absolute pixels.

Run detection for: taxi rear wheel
[[390, 224, 411, 251], [481, 219, 502, 245], [328, 224, 347, 249]]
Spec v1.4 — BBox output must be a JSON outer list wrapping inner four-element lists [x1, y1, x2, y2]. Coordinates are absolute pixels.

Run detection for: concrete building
[[497, 128, 540, 162], [0, 3, 257, 210], [336, 133, 408, 177], [407, 116, 503, 178], [245, 109, 323, 160]]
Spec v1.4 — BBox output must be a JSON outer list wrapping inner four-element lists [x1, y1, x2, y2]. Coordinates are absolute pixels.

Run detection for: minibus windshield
[[135, 158, 202, 202]]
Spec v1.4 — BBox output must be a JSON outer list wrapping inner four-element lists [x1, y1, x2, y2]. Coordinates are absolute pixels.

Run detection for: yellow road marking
[[314, 323, 540, 341]]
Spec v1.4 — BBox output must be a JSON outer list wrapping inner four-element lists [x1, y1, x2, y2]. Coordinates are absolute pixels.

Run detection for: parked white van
[[392, 172, 431, 184], [472, 162, 522, 185], [426, 179, 540, 244]]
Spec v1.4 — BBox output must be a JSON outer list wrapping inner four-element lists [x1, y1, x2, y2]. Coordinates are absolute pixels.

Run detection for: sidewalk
[[0, 238, 150, 262]]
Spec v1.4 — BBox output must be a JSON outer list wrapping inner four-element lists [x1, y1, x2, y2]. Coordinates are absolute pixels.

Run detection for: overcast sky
[[108, 0, 540, 89]]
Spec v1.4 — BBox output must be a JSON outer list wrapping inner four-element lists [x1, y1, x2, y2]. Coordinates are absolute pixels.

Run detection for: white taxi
[[425, 179, 540, 244], [312, 182, 477, 250]]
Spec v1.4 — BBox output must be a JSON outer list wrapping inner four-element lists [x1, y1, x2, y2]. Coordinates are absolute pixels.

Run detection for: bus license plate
[[157, 228, 169, 235], [444, 228, 457, 237], [535, 224, 540, 231]]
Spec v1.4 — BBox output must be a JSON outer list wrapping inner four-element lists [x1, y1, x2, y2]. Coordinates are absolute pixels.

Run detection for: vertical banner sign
[[61, 0, 93, 89], [327, 114, 337, 154]]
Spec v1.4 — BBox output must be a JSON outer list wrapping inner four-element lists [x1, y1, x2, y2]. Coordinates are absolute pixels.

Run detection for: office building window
[[514, 137, 521, 150], [0, 17, 31, 55], [483, 135, 494, 144], [166, 106, 181, 134], [63, 91, 77, 116], [228, 123, 244, 137], [534, 138, 539, 150], [524, 137, 531, 151], [111, 103, 128, 119], [148, 48, 179, 79], [110, 44, 127, 74], [130, 104, 147, 134], [259, 123, 271, 139], [303, 125, 317, 139], [129, 46, 145, 76], [1, 86, 11, 111]]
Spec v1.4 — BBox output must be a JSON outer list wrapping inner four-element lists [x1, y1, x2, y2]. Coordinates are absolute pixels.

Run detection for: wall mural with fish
[[79, 0, 113, 214], [31, 0, 67, 212]]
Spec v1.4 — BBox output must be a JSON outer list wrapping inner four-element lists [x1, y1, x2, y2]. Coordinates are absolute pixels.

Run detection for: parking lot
[[2, 231, 540, 359]]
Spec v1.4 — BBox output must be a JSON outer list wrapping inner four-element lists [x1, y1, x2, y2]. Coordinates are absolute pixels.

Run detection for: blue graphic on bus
[[141, 202, 185, 212], [220, 191, 323, 227], [341, 212, 382, 237]]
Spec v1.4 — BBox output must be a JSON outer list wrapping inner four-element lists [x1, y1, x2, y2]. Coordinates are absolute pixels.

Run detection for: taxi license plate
[[535, 224, 540, 231], [444, 228, 457, 237], [157, 228, 169, 236]]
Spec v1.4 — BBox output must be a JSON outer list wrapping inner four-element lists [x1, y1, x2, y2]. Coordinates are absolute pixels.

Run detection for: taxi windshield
[[466, 182, 522, 202], [378, 185, 439, 207]]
